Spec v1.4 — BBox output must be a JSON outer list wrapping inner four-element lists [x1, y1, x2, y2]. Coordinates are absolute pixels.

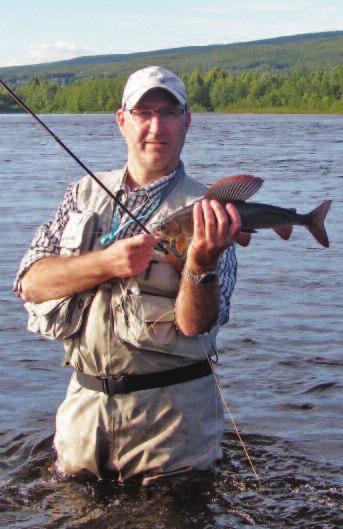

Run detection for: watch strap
[[182, 266, 217, 285]]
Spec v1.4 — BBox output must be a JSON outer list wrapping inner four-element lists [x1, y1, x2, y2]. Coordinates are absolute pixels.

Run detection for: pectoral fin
[[235, 232, 252, 247], [176, 234, 188, 254]]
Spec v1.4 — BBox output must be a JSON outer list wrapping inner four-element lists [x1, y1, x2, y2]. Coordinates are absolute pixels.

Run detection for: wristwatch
[[182, 266, 217, 285]]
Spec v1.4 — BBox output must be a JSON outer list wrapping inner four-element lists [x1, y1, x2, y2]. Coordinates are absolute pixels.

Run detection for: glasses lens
[[131, 109, 153, 120], [130, 108, 185, 123]]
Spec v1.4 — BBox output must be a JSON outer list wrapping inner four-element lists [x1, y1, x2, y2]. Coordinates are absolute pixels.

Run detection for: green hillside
[[1, 32, 342, 114], [0, 31, 342, 85]]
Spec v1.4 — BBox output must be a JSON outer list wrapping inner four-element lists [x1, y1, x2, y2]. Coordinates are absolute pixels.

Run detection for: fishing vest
[[25, 163, 218, 376]]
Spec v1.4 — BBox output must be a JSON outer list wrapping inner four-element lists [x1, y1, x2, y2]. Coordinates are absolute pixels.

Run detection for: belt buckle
[[101, 375, 125, 395]]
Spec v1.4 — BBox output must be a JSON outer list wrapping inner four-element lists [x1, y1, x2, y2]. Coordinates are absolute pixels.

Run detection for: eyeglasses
[[127, 107, 186, 123]]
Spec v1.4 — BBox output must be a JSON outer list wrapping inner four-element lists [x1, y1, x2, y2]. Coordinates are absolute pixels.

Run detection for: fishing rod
[[0, 78, 176, 258]]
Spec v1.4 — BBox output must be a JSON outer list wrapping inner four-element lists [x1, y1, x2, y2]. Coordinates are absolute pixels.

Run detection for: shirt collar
[[122, 168, 178, 201]]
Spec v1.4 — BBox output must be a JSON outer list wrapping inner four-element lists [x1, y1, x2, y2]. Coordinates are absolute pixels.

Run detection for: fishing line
[[199, 338, 260, 483], [0, 78, 178, 259], [58, 143, 72, 184]]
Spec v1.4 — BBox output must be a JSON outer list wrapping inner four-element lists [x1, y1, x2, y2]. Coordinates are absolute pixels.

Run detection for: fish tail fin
[[306, 200, 332, 247]]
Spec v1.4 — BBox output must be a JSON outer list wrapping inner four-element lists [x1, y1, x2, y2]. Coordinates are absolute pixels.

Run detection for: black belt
[[76, 360, 212, 395]]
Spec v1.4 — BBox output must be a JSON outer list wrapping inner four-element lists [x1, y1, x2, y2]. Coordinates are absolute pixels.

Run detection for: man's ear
[[116, 109, 125, 136]]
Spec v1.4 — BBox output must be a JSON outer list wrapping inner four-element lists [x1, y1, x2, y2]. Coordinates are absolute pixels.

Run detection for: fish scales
[[157, 202, 304, 233], [229, 201, 306, 231]]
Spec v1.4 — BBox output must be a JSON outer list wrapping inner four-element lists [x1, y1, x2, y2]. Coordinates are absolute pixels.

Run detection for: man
[[14, 66, 241, 482]]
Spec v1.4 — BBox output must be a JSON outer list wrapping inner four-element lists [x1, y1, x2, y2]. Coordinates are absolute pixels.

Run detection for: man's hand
[[102, 233, 161, 278], [175, 200, 241, 336], [21, 233, 161, 303], [186, 199, 241, 273]]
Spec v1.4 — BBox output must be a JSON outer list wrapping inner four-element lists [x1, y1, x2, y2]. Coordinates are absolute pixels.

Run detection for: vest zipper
[[65, 293, 94, 335]]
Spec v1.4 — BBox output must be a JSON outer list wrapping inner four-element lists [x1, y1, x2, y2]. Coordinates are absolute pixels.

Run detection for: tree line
[[1, 67, 342, 114]]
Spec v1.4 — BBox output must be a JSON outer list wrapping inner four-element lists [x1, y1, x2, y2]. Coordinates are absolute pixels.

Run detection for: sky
[[0, 0, 342, 67]]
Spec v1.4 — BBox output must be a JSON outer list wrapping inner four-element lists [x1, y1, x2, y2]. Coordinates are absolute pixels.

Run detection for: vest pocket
[[114, 292, 176, 349], [24, 210, 100, 340], [60, 211, 99, 256], [25, 291, 94, 340]]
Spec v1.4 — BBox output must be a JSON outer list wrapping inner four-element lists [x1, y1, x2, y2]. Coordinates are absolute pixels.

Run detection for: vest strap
[[76, 360, 212, 395]]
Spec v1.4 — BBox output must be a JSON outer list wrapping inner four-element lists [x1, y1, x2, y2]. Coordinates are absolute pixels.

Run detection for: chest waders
[[25, 164, 224, 480]]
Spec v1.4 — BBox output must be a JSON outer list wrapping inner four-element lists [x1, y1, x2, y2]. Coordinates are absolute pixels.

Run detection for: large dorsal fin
[[206, 174, 263, 202]]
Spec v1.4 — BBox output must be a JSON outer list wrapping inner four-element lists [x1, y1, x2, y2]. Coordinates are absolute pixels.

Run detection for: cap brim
[[124, 85, 186, 109]]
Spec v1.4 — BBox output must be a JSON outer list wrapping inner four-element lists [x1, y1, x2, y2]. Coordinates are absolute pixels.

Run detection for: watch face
[[199, 272, 217, 284]]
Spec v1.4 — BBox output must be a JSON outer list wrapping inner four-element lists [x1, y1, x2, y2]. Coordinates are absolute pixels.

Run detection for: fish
[[153, 175, 332, 254]]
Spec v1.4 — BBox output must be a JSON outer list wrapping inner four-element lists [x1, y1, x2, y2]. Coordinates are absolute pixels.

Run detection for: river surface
[[0, 113, 342, 529]]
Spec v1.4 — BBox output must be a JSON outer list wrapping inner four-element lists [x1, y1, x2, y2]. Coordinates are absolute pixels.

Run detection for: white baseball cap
[[122, 66, 187, 109]]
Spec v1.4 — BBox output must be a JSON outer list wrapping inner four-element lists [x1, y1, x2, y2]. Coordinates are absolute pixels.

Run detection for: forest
[[1, 67, 342, 114]]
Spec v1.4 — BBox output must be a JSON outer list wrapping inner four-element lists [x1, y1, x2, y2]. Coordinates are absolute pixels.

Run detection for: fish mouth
[[153, 229, 165, 237], [151, 223, 166, 237]]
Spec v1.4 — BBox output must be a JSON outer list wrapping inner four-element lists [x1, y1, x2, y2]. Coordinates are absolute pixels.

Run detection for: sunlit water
[[0, 113, 342, 529]]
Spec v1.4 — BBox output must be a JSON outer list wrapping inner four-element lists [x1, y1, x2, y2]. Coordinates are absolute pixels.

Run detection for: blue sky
[[0, 0, 342, 67]]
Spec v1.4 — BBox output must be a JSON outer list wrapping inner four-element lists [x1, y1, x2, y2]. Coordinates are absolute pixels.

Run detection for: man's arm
[[21, 234, 159, 302], [174, 200, 241, 336]]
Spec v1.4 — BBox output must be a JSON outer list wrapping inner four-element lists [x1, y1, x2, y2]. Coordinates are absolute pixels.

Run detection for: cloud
[[29, 41, 95, 64]]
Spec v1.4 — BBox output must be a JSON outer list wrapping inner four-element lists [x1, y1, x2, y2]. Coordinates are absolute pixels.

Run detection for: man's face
[[116, 89, 191, 179]]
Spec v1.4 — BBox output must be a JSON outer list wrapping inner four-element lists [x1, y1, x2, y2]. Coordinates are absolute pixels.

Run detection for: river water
[[0, 113, 342, 528]]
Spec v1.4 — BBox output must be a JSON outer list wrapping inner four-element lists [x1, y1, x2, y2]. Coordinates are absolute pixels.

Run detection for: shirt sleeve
[[216, 244, 237, 326], [13, 182, 79, 295]]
